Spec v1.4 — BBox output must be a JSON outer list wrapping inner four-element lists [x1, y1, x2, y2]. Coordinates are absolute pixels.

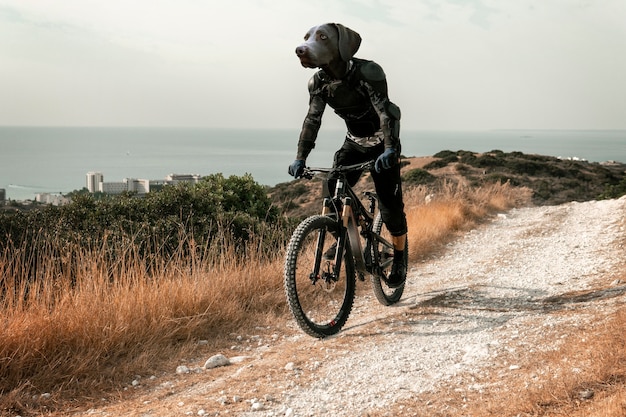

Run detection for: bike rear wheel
[[371, 212, 406, 305], [284, 215, 356, 338]]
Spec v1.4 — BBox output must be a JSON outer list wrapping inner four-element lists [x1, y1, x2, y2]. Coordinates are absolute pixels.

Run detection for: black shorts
[[327, 139, 407, 237]]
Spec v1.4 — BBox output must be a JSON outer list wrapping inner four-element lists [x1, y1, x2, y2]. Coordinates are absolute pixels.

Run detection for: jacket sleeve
[[296, 75, 327, 160], [358, 61, 401, 150]]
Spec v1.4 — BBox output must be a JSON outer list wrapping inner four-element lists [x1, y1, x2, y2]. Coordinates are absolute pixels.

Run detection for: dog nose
[[295, 46, 306, 56]]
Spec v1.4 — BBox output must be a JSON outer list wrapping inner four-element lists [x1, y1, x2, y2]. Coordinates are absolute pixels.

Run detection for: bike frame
[[306, 162, 396, 282]]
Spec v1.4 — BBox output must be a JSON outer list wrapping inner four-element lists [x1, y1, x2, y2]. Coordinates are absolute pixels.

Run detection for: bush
[[433, 150, 457, 159], [599, 176, 626, 199], [402, 169, 437, 185], [472, 154, 506, 168], [424, 151, 459, 170], [0, 174, 285, 286]]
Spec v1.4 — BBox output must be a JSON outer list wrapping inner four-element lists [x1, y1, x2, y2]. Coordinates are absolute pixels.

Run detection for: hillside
[[268, 150, 626, 217], [3, 151, 626, 416], [59, 195, 626, 417]]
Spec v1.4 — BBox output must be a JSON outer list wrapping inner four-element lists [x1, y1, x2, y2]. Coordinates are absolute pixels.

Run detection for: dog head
[[295, 23, 361, 68]]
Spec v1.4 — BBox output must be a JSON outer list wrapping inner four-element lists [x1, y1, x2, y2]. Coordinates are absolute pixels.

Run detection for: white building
[[99, 178, 151, 195], [36, 193, 69, 206], [86, 172, 104, 193], [127, 178, 150, 194], [87, 172, 203, 195], [165, 174, 202, 184], [99, 181, 130, 195]]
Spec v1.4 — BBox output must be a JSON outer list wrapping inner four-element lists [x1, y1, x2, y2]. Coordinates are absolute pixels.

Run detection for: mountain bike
[[283, 161, 407, 338]]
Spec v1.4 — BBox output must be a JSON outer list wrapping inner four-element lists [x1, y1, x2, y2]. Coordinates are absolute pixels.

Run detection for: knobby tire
[[284, 215, 356, 338], [371, 212, 406, 305]]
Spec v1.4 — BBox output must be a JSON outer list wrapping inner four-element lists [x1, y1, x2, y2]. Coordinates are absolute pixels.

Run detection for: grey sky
[[0, 0, 624, 130]]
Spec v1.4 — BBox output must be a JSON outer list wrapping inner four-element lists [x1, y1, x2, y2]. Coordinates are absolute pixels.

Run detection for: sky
[[0, 0, 625, 131]]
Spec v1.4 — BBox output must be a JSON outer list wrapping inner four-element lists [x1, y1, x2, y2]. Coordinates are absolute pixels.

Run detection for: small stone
[[251, 401, 264, 411], [579, 389, 594, 400], [40, 393, 51, 400], [285, 362, 295, 371], [204, 354, 231, 369], [509, 365, 520, 370], [176, 365, 191, 374]]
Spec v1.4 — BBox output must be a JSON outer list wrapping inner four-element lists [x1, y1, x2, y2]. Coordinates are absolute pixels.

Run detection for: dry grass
[[0, 235, 287, 414], [404, 180, 531, 260], [16, 179, 626, 417], [521, 306, 626, 417]]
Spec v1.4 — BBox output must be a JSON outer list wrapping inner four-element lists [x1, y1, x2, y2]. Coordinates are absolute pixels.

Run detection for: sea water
[[1, 127, 625, 201]]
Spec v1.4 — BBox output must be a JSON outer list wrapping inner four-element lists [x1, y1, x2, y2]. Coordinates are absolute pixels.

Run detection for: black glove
[[374, 148, 397, 173], [288, 159, 306, 178]]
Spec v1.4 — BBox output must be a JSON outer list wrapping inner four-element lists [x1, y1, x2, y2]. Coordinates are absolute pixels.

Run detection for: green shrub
[[599, 176, 626, 200], [402, 169, 437, 185], [472, 154, 505, 168], [0, 174, 286, 286], [433, 150, 458, 159], [424, 153, 460, 170]]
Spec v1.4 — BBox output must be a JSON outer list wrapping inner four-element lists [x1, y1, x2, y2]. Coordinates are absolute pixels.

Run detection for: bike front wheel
[[371, 212, 406, 305], [284, 215, 356, 338]]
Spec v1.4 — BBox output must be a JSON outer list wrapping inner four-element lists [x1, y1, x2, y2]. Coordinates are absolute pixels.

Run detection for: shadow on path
[[342, 284, 626, 339]]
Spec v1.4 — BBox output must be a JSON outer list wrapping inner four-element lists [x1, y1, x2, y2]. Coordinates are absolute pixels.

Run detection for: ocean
[[1, 127, 625, 201]]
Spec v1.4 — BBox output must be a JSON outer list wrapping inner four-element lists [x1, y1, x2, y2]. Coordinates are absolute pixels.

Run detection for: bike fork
[[309, 225, 347, 285]]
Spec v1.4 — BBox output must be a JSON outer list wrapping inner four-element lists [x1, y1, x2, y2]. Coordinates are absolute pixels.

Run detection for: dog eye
[[319, 34, 328, 40]]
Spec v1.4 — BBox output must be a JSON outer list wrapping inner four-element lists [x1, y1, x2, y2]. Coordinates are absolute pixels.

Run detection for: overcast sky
[[1, 0, 624, 130]]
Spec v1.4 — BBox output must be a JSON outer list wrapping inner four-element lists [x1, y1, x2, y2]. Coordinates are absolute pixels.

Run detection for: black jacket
[[297, 58, 401, 160]]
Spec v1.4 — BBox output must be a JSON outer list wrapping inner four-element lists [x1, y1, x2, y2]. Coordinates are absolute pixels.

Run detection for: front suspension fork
[[310, 219, 348, 285]]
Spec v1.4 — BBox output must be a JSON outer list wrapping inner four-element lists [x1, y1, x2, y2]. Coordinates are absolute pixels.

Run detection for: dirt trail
[[65, 197, 626, 417]]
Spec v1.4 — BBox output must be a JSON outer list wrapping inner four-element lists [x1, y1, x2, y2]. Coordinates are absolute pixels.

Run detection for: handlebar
[[301, 160, 375, 179]]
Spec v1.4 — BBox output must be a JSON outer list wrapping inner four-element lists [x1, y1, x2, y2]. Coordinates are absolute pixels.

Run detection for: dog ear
[[333, 23, 361, 62]]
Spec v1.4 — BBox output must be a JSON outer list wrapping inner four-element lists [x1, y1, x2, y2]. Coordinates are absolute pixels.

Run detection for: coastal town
[[0, 172, 203, 207]]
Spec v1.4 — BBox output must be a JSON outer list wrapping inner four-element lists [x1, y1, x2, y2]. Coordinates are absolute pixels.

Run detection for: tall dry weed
[[404, 181, 531, 260], [0, 228, 286, 408]]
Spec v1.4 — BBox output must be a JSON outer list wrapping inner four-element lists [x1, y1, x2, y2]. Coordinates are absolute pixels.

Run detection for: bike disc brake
[[320, 262, 338, 292]]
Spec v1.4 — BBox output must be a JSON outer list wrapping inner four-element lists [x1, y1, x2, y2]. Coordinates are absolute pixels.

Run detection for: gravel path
[[70, 197, 626, 417]]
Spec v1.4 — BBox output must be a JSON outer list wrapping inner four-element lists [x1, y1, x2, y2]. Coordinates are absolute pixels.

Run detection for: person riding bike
[[288, 23, 408, 288]]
